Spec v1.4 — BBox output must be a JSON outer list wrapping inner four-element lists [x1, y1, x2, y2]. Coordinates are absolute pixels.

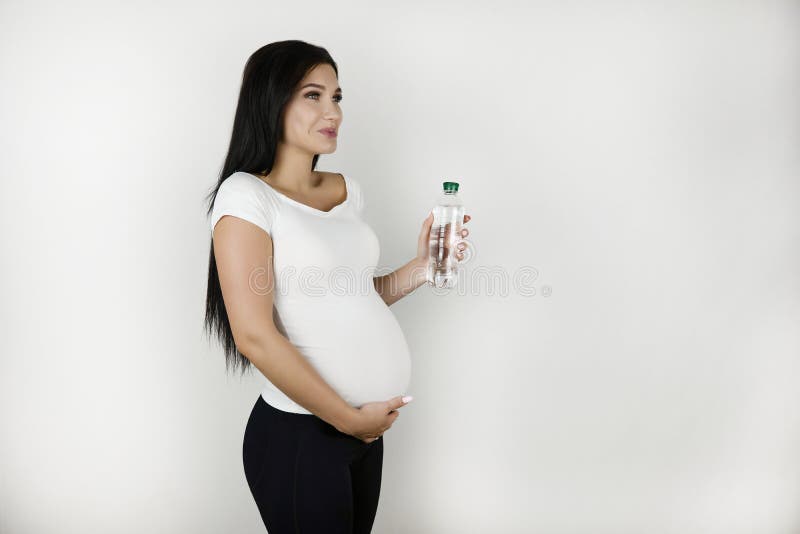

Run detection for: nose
[[324, 103, 342, 123], [324, 112, 341, 126]]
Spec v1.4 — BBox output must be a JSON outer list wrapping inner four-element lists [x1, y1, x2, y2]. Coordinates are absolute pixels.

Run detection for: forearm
[[238, 329, 359, 433], [373, 257, 428, 307]]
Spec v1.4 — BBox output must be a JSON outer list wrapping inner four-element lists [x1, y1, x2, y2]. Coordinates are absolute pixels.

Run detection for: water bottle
[[426, 181, 465, 288]]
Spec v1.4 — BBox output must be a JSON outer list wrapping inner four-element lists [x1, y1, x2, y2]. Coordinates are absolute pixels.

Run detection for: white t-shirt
[[210, 171, 412, 414]]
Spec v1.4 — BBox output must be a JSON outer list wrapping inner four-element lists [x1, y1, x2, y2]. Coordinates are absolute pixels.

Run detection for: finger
[[463, 214, 471, 223], [390, 395, 413, 410], [461, 228, 469, 237]]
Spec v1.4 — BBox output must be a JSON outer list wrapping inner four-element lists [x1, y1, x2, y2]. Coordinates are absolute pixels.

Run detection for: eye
[[305, 92, 343, 103]]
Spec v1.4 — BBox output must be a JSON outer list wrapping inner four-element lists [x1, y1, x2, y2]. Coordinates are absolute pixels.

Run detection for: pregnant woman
[[204, 40, 471, 533]]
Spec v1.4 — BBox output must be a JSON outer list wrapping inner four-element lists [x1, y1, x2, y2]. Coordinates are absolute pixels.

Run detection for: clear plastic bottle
[[426, 181, 465, 288]]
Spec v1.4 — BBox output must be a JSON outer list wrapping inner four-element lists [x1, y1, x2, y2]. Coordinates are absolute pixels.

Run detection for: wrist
[[411, 256, 428, 286], [337, 405, 360, 434]]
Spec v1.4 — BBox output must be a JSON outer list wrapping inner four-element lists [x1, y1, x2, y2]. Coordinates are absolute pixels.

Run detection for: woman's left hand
[[416, 212, 472, 263]]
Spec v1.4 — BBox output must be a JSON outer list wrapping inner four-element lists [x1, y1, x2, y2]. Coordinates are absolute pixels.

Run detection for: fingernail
[[402, 396, 414, 403]]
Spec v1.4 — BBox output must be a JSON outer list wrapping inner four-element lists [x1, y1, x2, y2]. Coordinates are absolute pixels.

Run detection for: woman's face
[[281, 63, 343, 154]]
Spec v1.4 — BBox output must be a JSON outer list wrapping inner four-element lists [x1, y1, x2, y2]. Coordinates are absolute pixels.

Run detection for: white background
[[1, 1, 798, 533]]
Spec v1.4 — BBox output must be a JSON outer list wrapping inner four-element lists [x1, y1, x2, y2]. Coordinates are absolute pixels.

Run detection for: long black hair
[[204, 40, 339, 376]]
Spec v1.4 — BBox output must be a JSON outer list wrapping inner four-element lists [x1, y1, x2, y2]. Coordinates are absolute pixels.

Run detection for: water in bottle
[[427, 181, 465, 288]]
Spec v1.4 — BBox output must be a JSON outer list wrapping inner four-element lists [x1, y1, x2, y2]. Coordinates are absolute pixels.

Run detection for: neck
[[261, 142, 321, 193]]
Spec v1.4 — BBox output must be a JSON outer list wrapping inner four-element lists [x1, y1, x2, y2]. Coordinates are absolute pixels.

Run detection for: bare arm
[[237, 329, 358, 433], [213, 214, 358, 434], [373, 211, 472, 306], [373, 257, 428, 307]]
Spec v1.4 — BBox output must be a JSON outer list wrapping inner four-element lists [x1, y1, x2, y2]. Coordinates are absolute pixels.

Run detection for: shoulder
[[210, 172, 281, 236], [320, 171, 351, 194], [324, 171, 365, 213], [218, 172, 282, 205], [220, 171, 268, 195]]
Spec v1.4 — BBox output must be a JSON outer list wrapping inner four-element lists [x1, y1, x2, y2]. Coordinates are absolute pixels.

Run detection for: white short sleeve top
[[210, 171, 411, 413]]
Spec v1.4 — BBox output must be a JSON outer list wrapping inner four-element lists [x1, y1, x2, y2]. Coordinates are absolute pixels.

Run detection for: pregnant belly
[[275, 294, 413, 408]]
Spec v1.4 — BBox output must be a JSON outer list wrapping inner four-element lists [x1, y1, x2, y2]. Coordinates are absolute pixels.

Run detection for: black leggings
[[242, 394, 384, 533]]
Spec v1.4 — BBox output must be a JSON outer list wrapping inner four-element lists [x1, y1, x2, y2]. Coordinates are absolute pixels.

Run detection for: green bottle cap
[[443, 181, 459, 192]]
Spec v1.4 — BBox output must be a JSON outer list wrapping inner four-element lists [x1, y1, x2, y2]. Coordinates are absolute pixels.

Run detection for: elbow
[[372, 277, 387, 305], [236, 325, 281, 357]]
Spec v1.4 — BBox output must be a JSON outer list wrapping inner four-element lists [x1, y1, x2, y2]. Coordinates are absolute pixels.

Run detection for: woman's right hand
[[347, 395, 413, 443]]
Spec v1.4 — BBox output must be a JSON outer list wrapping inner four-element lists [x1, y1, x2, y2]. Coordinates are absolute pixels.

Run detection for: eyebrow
[[301, 83, 343, 93]]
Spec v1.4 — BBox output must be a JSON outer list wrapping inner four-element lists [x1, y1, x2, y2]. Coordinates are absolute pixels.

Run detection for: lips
[[319, 128, 337, 138]]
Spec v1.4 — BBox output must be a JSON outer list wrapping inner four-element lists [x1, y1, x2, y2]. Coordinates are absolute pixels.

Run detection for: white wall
[[2, 1, 798, 532]]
